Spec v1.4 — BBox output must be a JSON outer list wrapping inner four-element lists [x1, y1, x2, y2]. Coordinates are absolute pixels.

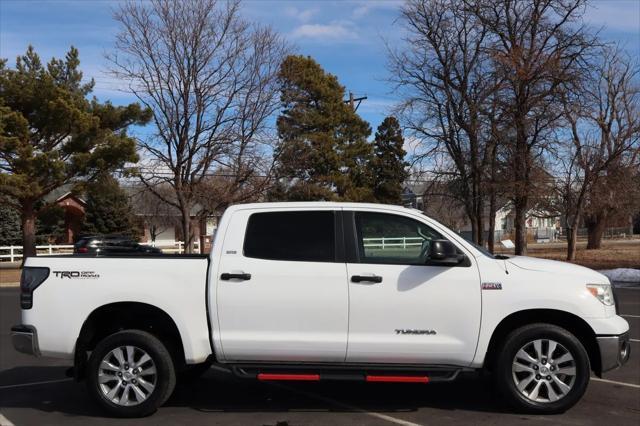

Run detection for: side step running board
[[258, 373, 320, 381], [366, 375, 429, 383], [226, 363, 468, 384]]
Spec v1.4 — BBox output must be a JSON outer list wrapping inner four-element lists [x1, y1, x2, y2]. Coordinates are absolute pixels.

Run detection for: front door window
[[355, 212, 443, 265]]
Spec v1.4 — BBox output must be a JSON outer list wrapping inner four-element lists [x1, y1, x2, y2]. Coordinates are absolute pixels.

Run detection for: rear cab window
[[243, 211, 336, 262]]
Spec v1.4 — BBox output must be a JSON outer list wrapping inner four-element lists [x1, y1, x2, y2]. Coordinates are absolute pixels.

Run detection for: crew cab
[[12, 202, 630, 417]]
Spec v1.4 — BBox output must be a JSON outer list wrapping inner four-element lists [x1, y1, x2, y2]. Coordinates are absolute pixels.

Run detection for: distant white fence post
[[1, 244, 73, 262]]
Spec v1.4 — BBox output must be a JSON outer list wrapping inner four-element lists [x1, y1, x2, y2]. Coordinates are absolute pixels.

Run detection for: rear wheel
[[86, 330, 176, 417], [495, 323, 590, 414]]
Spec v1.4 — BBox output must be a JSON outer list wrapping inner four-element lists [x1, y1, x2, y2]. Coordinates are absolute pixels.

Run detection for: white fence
[[148, 240, 201, 254], [0, 244, 74, 262], [0, 241, 201, 262], [362, 237, 423, 249]]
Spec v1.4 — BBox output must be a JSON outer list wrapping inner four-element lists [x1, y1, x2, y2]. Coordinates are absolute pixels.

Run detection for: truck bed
[[21, 255, 212, 363]]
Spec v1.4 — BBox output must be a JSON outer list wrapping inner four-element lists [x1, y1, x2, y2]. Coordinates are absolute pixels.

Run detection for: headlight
[[586, 284, 615, 306]]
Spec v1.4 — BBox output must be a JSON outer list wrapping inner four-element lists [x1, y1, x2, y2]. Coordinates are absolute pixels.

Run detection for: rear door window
[[243, 211, 336, 262]]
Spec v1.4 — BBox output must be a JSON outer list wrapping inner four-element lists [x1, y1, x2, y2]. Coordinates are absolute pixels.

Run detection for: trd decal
[[52, 271, 100, 279], [482, 282, 502, 290], [395, 329, 437, 335]]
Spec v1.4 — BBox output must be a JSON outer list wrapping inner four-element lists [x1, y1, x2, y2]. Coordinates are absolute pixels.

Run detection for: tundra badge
[[395, 329, 437, 335]]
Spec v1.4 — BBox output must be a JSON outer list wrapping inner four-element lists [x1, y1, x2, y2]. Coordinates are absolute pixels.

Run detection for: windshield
[[414, 209, 497, 259], [463, 239, 496, 259]]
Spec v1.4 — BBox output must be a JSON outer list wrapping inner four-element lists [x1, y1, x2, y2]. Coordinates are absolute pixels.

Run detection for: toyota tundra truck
[[12, 202, 630, 417]]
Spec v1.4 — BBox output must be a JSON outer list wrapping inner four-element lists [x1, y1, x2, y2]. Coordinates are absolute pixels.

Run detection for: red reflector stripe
[[366, 375, 429, 383], [257, 373, 320, 381]]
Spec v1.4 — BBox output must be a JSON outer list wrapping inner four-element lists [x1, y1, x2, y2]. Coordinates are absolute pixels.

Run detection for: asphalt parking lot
[[1, 286, 639, 426]]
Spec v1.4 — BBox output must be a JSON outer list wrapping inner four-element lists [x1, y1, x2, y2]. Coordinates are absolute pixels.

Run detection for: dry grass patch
[[517, 240, 640, 270], [0, 268, 21, 285]]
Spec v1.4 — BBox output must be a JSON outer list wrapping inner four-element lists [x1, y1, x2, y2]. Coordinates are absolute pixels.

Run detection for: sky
[[1, 0, 639, 132]]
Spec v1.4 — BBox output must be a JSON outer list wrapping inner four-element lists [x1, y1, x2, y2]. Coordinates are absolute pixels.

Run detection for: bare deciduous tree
[[472, 0, 594, 255], [390, 0, 498, 246], [109, 0, 288, 252], [558, 46, 640, 260], [584, 164, 640, 249], [129, 184, 179, 243]]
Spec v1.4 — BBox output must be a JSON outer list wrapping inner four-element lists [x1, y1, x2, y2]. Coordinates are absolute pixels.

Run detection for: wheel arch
[[484, 309, 602, 376], [75, 302, 187, 379]]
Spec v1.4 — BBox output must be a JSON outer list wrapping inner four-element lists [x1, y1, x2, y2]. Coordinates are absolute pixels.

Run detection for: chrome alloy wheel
[[98, 346, 157, 406], [511, 339, 577, 403]]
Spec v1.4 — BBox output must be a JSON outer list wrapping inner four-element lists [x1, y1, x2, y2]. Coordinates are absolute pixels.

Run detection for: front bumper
[[597, 332, 630, 374], [11, 325, 40, 356]]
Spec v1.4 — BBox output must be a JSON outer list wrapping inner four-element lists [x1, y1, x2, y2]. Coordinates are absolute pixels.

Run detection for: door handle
[[220, 272, 251, 281], [351, 275, 382, 284]]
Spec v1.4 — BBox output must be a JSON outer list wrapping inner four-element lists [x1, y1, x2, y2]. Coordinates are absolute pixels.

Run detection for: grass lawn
[[0, 267, 21, 285], [498, 239, 640, 270]]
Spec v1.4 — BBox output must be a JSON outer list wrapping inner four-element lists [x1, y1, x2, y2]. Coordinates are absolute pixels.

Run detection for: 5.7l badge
[[482, 282, 502, 290]]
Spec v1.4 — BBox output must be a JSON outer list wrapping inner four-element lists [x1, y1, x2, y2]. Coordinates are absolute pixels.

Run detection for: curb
[[0, 282, 20, 288]]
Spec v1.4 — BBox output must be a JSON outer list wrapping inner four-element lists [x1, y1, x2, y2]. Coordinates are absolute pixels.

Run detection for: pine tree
[[371, 117, 409, 204], [274, 55, 374, 201], [0, 46, 150, 258], [0, 202, 21, 245], [81, 174, 138, 237], [36, 204, 65, 243]]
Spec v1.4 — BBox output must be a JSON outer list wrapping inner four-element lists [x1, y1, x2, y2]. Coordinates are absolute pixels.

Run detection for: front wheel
[[495, 323, 590, 414], [86, 330, 176, 417]]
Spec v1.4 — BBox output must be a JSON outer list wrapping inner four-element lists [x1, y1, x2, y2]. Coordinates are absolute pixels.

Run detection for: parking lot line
[[621, 314, 640, 318], [0, 412, 15, 426], [270, 382, 423, 426], [591, 377, 640, 389], [0, 378, 72, 390], [630, 339, 640, 343]]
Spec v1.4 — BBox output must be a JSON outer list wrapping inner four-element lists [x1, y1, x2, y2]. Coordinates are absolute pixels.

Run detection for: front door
[[345, 209, 481, 365], [216, 208, 349, 362]]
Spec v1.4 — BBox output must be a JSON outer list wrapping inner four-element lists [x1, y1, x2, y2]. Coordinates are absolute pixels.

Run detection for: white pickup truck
[[12, 202, 630, 417]]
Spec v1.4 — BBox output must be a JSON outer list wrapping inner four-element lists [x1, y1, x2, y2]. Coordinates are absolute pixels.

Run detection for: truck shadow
[[0, 366, 514, 418]]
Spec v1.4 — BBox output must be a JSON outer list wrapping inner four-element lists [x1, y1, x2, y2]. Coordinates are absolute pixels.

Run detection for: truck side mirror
[[427, 240, 466, 266]]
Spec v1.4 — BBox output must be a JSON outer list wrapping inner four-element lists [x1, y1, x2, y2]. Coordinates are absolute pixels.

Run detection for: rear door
[[216, 207, 349, 362], [344, 209, 481, 365]]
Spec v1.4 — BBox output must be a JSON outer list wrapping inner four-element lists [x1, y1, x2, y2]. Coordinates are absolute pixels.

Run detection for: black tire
[[495, 323, 590, 414], [86, 330, 176, 417]]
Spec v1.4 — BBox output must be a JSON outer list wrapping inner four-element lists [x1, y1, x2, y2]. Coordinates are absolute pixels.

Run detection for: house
[[48, 190, 87, 244], [42, 186, 219, 249], [126, 186, 220, 251], [493, 204, 561, 242], [402, 182, 561, 243]]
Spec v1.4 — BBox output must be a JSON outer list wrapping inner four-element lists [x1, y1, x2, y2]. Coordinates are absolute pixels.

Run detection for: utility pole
[[345, 91, 367, 112]]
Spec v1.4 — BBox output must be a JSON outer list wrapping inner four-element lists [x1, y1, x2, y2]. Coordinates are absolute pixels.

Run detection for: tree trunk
[[21, 200, 37, 263], [470, 218, 478, 245], [472, 175, 484, 246], [586, 212, 607, 250], [476, 207, 484, 247], [180, 205, 192, 254], [566, 225, 579, 261], [487, 190, 497, 253], [514, 197, 528, 255]]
